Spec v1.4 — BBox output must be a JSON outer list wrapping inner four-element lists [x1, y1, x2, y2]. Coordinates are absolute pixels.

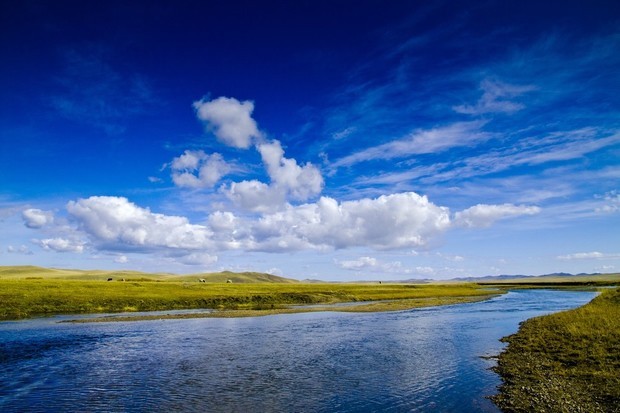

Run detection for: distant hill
[[458, 272, 620, 284], [178, 271, 298, 284], [0, 266, 298, 283]]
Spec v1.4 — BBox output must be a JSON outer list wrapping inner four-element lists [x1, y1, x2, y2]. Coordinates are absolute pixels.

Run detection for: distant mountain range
[[1, 265, 617, 284], [448, 272, 602, 282]]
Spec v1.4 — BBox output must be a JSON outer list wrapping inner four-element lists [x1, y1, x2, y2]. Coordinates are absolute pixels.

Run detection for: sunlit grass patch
[[0, 278, 497, 320], [492, 287, 620, 412]]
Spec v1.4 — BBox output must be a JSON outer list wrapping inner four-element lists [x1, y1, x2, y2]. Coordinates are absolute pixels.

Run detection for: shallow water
[[0, 289, 597, 412]]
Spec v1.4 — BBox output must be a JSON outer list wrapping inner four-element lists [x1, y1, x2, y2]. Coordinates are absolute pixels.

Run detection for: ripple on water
[[0, 289, 597, 412]]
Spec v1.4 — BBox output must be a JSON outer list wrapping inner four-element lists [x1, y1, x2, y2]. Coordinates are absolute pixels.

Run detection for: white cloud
[[206, 211, 249, 250], [66, 196, 214, 251], [453, 79, 536, 115], [223, 139, 324, 212], [22, 208, 54, 228], [595, 190, 620, 213], [332, 127, 356, 140], [412, 266, 436, 276], [225, 180, 286, 213], [251, 192, 451, 251], [115, 255, 129, 264], [176, 252, 218, 266], [454, 203, 541, 228], [331, 121, 490, 168], [337, 256, 414, 275], [338, 256, 378, 270], [419, 128, 620, 185], [557, 251, 620, 260], [170, 150, 231, 188], [7, 245, 33, 255], [34, 238, 85, 253], [257, 140, 324, 201], [193, 96, 262, 148]]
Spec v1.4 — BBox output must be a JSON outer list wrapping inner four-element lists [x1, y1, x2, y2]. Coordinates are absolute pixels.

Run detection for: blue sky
[[1, 0, 619, 280]]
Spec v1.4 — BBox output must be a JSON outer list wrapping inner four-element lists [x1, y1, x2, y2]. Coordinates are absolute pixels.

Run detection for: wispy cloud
[[557, 252, 620, 260], [414, 128, 620, 185], [453, 204, 541, 228], [595, 190, 620, 213], [50, 47, 156, 134], [330, 121, 490, 169], [453, 79, 537, 115], [7, 245, 33, 255]]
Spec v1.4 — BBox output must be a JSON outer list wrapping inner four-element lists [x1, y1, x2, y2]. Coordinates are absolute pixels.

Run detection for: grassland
[[0, 266, 499, 320], [478, 273, 620, 287], [492, 287, 620, 412], [0, 265, 297, 283]]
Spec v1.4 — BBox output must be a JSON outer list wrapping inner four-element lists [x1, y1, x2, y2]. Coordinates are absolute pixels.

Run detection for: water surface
[[0, 289, 597, 412]]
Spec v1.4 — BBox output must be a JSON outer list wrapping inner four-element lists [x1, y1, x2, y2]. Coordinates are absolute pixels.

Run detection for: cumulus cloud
[[34, 238, 85, 253], [225, 180, 285, 213], [453, 203, 541, 228], [338, 256, 378, 270], [337, 256, 413, 274], [193, 96, 262, 148], [170, 150, 231, 188], [177, 95, 324, 211], [453, 79, 537, 115], [223, 139, 324, 212], [251, 192, 451, 251], [22, 208, 54, 228], [66, 196, 214, 251], [257, 140, 324, 200]]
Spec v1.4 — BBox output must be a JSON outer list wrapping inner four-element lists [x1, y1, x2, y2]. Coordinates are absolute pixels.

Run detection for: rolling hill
[[0, 266, 298, 283]]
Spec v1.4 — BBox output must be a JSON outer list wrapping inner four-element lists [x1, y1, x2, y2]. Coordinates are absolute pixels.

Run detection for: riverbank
[[492, 287, 620, 412], [63, 294, 497, 323], [0, 279, 498, 321]]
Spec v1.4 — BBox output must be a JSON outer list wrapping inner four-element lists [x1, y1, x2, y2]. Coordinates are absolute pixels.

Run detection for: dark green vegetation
[[0, 266, 499, 320], [492, 287, 620, 413]]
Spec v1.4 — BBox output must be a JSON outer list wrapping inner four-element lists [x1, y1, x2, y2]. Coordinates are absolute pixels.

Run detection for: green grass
[[492, 287, 620, 412], [0, 277, 497, 320], [0, 265, 297, 283]]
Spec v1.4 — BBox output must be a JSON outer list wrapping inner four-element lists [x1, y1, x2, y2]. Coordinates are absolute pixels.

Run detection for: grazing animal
[[107, 278, 113, 282], [199, 278, 206, 283], [226, 279, 233, 283]]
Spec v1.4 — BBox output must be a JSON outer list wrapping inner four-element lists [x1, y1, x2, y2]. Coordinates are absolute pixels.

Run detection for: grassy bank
[[492, 287, 620, 412], [0, 279, 497, 320]]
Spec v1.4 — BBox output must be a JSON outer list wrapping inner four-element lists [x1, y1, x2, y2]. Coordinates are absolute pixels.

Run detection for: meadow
[[0, 270, 497, 320], [492, 287, 620, 412]]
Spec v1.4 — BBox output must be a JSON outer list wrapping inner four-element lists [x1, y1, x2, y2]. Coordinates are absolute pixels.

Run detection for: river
[[0, 289, 597, 412]]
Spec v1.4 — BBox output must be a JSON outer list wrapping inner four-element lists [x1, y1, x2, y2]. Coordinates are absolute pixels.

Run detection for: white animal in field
[[199, 278, 206, 283]]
